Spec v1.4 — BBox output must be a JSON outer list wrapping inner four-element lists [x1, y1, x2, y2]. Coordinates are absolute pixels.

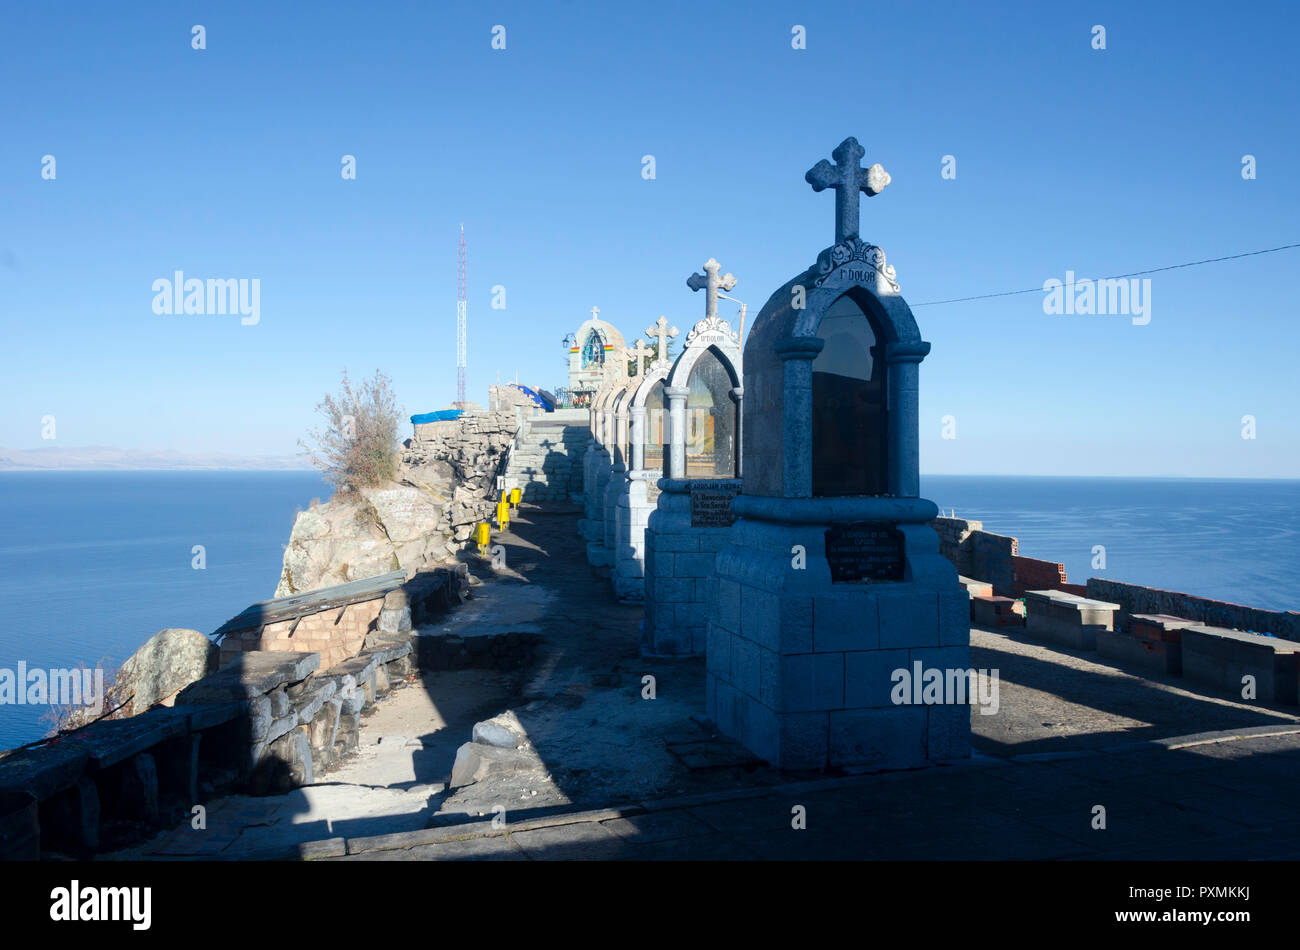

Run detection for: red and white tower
[[456, 224, 467, 405]]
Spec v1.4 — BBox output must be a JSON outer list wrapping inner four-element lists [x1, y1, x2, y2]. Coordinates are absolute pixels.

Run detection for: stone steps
[[502, 420, 594, 504]]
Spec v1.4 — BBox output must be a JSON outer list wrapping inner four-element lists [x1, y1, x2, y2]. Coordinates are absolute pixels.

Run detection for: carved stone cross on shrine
[[590, 305, 600, 320], [628, 338, 653, 375], [645, 315, 678, 364], [804, 137, 891, 245], [686, 258, 737, 321]]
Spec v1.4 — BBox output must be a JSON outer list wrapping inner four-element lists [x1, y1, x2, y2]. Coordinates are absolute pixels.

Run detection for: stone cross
[[628, 339, 653, 375], [804, 136, 891, 245], [686, 258, 737, 321], [590, 305, 600, 320], [645, 315, 678, 364]]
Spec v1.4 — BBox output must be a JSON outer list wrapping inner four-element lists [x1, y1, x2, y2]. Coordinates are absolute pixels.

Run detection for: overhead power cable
[[910, 242, 1300, 308]]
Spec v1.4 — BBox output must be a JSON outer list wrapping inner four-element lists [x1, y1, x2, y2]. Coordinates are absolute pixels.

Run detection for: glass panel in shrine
[[684, 347, 737, 478], [643, 381, 666, 474], [811, 293, 887, 495]]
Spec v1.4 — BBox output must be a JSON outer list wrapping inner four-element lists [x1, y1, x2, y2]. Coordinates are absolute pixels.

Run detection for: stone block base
[[959, 576, 994, 599], [1097, 629, 1182, 676], [641, 480, 738, 656], [610, 473, 655, 604], [708, 515, 970, 770], [1024, 589, 1119, 651], [1181, 625, 1300, 705], [971, 594, 1025, 628]]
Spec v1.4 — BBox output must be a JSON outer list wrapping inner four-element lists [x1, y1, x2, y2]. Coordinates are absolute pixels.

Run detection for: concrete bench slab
[[1097, 629, 1181, 676], [1024, 589, 1120, 651], [971, 594, 1024, 628], [1097, 614, 1200, 676], [85, 708, 190, 770], [1181, 624, 1300, 705], [1130, 613, 1199, 642], [959, 576, 994, 599], [176, 651, 320, 704], [182, 701, 247, 732], [0, 741, 91, 803]]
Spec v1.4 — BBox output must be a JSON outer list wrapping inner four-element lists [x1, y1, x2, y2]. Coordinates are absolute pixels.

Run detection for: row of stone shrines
[[577, 137, 969, 773]]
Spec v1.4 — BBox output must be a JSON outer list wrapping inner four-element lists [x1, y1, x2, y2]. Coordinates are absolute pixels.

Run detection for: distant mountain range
[[0, 445, 314, 471]]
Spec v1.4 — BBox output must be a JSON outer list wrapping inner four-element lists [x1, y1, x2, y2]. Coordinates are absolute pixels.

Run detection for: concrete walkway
[[106, 506, 1300, 861], [305, 726, 1300, 860]]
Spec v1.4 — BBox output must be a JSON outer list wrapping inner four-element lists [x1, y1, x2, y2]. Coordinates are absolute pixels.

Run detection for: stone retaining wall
[[1011, 555, 1083, 598], [403, 409, 520, 545], [1086, 578, 1300, 641], [0, 641, 414, 858], [0, 570, 472, 859], [930, 516, 982, 577], [931, 517, 1086, 599]]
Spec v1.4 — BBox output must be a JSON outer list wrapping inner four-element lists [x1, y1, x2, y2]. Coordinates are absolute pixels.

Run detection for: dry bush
[[300, 370, 404, 495], [39, 657, 117, 737]]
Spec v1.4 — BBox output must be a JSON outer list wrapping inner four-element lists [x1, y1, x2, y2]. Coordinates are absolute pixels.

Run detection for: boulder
[[277, 483, 468, 597], [365, 487, 442, 544], [275, 497, 394, 597], [471, 712, 527, 750], [105, 628, 219, 717], [448, 742, 536, 789]]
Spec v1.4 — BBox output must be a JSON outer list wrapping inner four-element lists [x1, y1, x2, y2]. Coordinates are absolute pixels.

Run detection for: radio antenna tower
[[457, 224, 467, 405]]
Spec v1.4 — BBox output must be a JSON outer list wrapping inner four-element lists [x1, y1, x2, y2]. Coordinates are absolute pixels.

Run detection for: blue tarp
[[410, 409, 464, 424], [509, 384, 554, 410]]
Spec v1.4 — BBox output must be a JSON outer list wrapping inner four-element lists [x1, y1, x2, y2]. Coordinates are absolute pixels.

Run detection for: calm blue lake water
[[0, 471, 329, 752], [922, 476, 1300, 613], [0, 472, 1296, 751]]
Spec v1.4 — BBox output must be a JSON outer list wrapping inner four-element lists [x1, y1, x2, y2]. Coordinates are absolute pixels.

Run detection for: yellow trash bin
[[474, 522, 490, 552], [509, 487, 522, 507], [496, 500, 510, 529]]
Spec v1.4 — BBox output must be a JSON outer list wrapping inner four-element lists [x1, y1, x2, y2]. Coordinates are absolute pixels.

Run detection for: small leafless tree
[[300, 370, 403, 495]]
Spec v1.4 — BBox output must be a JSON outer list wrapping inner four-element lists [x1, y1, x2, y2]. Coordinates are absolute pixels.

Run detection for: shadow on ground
[[109, 506, 1300, 859]]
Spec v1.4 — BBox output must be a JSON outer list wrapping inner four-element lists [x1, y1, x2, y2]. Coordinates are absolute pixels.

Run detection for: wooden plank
[[211, 569, 408, 640]]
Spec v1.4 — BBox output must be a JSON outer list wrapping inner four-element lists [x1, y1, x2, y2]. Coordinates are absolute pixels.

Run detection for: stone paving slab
[[508, 821, 627, 860], [334, 835, 527, 861], [317, 727, 1300, 861], [599, 810, 719, 844]]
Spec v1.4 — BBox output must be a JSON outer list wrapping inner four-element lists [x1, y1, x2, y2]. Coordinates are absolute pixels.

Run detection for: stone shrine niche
[[643, 380, 666, 473], [662, 257, 744, 481], [811, 291, 887, 496], [611, 376, 642, 468], [610, 334, 675, 604], [639, 257, 744, 658], [684, 347, 738, 478], [568, 306, 627, 407], [705, 135, 967, 772], [581, 329, 606, 368]]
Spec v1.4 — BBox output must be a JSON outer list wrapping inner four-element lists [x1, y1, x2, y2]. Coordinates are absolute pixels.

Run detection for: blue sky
[[2, 0, 1296, 476]]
